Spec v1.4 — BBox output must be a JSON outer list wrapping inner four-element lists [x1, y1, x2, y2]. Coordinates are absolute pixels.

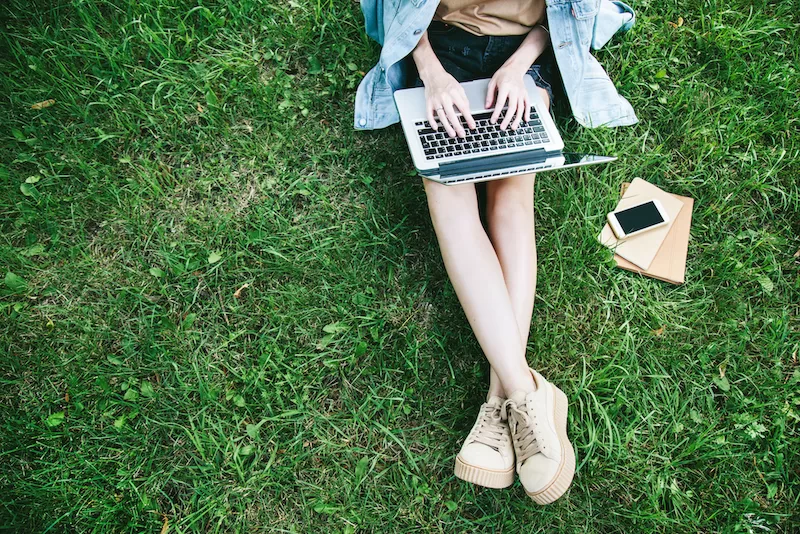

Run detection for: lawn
[[1, 0, 798, 532]]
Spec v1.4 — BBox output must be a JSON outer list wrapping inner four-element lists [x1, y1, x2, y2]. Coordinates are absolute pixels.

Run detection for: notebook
[[598, 178, 685, 270], [612, 186, 694, 284], [599, 180, 694, 284]]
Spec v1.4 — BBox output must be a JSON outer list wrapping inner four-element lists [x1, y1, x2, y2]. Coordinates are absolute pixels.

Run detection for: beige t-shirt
[[434, 0, 546, 36]]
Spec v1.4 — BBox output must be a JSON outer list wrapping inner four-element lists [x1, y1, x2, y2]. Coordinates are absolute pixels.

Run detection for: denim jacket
[[354, 0, 638, 130]]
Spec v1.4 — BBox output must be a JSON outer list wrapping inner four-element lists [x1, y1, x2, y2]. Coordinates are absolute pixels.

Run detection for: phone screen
[[615, 201, 664, 234]]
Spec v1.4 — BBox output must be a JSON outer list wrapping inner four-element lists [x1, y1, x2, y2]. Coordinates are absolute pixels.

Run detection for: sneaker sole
[[525, 386, 576, 504], [454, 456, 515, 489]]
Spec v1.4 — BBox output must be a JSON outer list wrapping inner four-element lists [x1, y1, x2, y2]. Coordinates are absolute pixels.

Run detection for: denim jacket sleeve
[[354, 0, 638, 130], [359, 0, 384, 45], [593, 0, 635, 50], [354, 0, 437, 130], [546, 0, 638, 127]]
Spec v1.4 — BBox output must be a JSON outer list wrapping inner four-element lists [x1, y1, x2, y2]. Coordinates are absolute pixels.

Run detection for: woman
[[408, 2, 574, 505], [355, 0, 637, 505]]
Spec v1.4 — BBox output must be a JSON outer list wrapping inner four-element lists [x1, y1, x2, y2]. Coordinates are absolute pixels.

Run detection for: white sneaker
[[454, 396, 515, 488], [504, 369, 576, 504]]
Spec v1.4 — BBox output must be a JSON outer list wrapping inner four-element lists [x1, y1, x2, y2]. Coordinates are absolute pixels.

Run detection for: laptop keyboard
[[416, 109, 550, 161]]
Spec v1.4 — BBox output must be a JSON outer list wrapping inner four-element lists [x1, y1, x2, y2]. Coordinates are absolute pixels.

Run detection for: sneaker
[[504, 369, 576, 504], [454, 396, 515, 489]]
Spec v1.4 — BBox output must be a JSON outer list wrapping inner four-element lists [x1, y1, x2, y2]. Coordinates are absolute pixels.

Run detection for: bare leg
[[487, 368, 506, 399], [423, 179, 536, 394], [485, 87, 549, 398], [485, 173, 537, 398]]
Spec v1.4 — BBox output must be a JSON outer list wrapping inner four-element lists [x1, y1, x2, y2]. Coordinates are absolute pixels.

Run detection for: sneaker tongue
[[509, 390, 528, 406], [485, 395, 504, 406]]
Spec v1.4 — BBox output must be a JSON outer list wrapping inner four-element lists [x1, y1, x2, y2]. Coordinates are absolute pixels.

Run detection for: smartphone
[[607, 199, 669, 239]]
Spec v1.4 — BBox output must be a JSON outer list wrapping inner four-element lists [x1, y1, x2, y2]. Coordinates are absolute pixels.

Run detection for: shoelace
[[503, 398, 542, 463], [469, 402, 508, 451]]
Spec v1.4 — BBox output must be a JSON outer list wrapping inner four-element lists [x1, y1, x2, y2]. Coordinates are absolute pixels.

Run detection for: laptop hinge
[[438, 149, 547, 178]]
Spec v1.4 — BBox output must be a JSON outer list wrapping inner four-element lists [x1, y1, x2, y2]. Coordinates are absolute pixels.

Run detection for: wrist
[[418, 60, 446, 84], [503, 53, 534, 75], [412, 31, 446, 84], [415, 49, 446, 84], [503, 25, 549, 73], [411, 32, 444, 85]]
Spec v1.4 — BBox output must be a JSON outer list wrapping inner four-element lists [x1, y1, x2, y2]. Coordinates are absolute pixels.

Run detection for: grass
[[0, 0, 798, 532]]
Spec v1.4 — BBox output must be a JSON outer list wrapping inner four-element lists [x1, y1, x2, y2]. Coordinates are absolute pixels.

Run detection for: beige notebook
[[613, 187, 694, 284], [598, 178, 685, 270]]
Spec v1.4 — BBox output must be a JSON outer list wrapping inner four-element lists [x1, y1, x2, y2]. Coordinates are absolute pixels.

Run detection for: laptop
[[393, 75, 616, 185]]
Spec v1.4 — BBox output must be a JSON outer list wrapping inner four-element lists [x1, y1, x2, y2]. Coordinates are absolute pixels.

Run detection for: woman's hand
[[485, 65, 530, 131], [411, 31, 476, 138], [423, 69, 476, 138], [485, 24, 551, 131]]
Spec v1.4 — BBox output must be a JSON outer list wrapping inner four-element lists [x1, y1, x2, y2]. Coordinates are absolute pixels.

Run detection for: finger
[[500, 91, 517, 130], [436, 105, 455, 138], [491, 88, 508, 124], [485, 78, 496, 109], [443, 97, 465, 138], [524, 96, 530, 123], [455, 92, 476, 130], [427, 104, 438, 130], [510, 97, 524, 130]]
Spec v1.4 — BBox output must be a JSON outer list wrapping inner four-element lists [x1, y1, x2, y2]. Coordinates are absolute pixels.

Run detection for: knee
[[486, 176, 535, 221], [487, 196, 533, 227], [423, 179, 482, 230], [538, 86, 551, 111]]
